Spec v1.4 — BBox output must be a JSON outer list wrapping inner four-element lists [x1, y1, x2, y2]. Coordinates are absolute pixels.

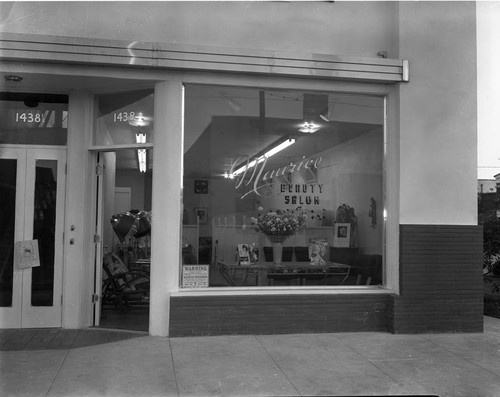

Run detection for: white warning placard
[[182, 265, 209, 288]]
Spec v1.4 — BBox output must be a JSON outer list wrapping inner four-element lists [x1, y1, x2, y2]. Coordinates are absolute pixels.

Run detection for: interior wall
[[115, 169, 146, 211], [319, 129, 383, 254]]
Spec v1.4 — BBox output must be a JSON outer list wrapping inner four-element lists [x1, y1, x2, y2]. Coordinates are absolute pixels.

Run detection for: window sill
[[171, 285, 396, 297]]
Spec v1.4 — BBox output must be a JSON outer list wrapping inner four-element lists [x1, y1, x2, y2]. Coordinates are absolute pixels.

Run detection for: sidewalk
[[2, 317, 500, 397]]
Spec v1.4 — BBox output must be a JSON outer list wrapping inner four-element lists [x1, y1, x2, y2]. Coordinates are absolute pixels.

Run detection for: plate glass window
[[182, 85, 384, 288]]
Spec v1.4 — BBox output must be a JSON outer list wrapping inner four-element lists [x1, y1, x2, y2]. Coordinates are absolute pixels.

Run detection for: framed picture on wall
[[333, 223, 351, 248], [237, 244, 251, 265], [194, 207, 208, 224], [194, 179, 209, 194]]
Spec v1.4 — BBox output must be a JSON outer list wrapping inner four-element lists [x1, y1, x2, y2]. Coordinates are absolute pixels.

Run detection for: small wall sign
[[15, 240, 40, 269], [182, 265, 209, 288]]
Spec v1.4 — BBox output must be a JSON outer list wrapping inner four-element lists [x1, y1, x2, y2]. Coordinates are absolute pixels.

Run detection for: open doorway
[[95, 149, 152, 332]]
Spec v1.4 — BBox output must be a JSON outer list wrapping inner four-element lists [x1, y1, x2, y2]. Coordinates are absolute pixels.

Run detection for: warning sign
[[182, 265, 209, 288]]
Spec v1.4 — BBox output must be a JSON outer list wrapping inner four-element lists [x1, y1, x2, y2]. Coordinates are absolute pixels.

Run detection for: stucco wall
[[397, 2, 477, 225], [0, 1, 397, 58]]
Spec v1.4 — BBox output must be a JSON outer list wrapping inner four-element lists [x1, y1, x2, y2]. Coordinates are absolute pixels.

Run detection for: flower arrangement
[[251, 207, 306, 243], [336, 204, 356, 223]]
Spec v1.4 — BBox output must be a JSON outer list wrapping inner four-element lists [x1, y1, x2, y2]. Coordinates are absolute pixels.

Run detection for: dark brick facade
[[170, 224, 483, 336], [170, 294, 390, 337], [392, 224, 483, 333]]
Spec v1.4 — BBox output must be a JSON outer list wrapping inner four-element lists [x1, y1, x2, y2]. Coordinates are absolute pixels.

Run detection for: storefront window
[[95, 89, 154, 146], [182, 85, 384, 288]]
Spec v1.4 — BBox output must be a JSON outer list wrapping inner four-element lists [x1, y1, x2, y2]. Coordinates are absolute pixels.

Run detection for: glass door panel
[[0, 159, 17, 307], [21, 148, 65, 327], [0, 148, 26, 328], [31, 159, 58, 306]]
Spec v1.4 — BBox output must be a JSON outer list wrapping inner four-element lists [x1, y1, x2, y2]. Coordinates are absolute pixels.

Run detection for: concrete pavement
[[3, 316, 500, 396]]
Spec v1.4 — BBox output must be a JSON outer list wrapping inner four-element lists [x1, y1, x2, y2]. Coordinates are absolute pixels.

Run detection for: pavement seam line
[[334, 335, 403, 385], [44, 349, 71, 397], [254, 335, 303, 396], [168, 338, 181, 397], [422, 334, 500, 379]]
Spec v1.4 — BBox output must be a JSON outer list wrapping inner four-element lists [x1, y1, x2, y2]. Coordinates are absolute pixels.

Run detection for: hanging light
[[137, 149, 147, 173], [136, 133, 147, 144], [136, 133, 147, 172]]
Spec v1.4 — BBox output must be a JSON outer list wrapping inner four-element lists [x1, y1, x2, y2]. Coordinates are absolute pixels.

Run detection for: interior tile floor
[[2, 316, 500, 397], [99, 305, 149, 332]]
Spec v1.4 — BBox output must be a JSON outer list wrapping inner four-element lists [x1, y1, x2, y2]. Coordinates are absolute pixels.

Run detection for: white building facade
[[0, 2, 482, 336]]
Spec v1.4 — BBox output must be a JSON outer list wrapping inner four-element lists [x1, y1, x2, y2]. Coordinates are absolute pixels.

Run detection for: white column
[[150, 80, 183, 336], [64, 90, 94, 328]]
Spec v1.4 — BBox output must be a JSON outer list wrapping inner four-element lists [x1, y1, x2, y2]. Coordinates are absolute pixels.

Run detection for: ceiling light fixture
[[220, 91, 242, 112], [137, 150, 147, 173], [319, 114, 330, 123], [136, 133, 146, 144], [227, 138, 296, 178], [299, 121, 320, 134], [224, 97, 242, 112], [319, 104, 334, 123], [129, 112, 150, 127], [136, 133, 147, 173]]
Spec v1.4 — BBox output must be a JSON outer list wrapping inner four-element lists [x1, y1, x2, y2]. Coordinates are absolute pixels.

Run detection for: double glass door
[[0, 147, 66, 328]]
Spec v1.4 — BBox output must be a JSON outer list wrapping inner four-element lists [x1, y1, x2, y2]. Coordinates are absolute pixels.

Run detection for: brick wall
[[391, 224, 483, 333], [170, 294, 390, 336]]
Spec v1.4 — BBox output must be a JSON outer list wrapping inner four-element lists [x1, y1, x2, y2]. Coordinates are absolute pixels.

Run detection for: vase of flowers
[[251, 207, 306, 265]]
